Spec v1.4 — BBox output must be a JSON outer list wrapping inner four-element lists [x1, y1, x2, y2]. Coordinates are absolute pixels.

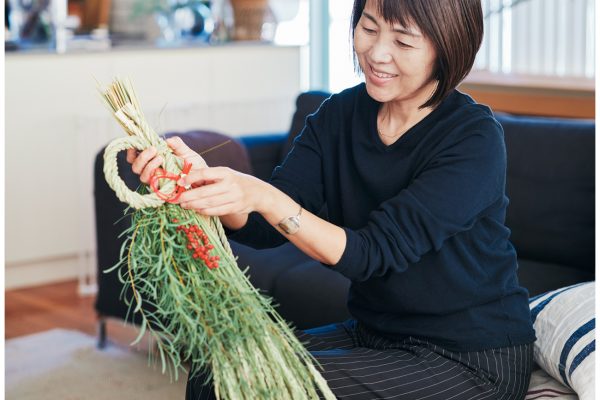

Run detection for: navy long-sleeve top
[[230, 83, 536, 352]]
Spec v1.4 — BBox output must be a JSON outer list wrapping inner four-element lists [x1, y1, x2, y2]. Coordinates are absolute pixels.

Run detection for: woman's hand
[[126, 136, 208, 184], [175, 167, 271, 217]]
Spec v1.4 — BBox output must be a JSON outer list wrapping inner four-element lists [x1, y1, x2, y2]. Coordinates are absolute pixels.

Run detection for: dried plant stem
[[99, 78, 335, 399]]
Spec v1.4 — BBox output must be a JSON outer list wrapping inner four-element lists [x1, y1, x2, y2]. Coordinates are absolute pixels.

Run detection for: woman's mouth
[[368, 64, 398, 85]]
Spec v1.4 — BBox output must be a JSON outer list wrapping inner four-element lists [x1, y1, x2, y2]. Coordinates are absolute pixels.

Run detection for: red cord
[[149, 160, 193, 203]]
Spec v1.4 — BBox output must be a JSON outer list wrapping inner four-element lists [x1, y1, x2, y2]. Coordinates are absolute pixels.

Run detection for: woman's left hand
[[175, 167, 269, 217]]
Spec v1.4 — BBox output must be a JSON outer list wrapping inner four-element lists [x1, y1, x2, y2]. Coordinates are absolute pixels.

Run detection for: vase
[[229, 0, 269, 41], [155, 2, 214, 44]]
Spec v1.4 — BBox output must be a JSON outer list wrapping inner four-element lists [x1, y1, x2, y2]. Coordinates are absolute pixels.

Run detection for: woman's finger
[[166, 136, 209, 169], [126, 148, 138, 164], [166, 136, 193, 156], [131, 146, 157, 175], [179, 167, 232, 188], [177, 181, 232, 204], [180, 193, 239, 214], [193, 203, 240, 217], [140, 155, 164, 184]]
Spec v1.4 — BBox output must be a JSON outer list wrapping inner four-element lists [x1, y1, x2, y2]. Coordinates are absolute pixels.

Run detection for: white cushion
[[526, 367, 577, 400], [529, 281, 595, 400]]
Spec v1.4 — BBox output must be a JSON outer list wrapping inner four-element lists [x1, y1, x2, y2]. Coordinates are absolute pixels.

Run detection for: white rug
[[6, 329, 187, 400]]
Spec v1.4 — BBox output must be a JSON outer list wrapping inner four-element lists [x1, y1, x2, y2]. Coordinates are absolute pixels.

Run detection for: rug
[[5, 329, 187, 400]]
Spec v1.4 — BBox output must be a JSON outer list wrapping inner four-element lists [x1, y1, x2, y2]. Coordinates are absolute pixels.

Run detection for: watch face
[[279, 216, 300, 234]]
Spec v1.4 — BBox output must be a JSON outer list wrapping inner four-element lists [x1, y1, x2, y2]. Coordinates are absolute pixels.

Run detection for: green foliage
[[100, 77, 335, 399], [109, 203, 329, 398]]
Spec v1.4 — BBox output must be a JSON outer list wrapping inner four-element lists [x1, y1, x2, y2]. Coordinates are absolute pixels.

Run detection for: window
[[318, 0, 595, 93], [477, 0, 595, 77], [273, 0, 310, 46], [328, 0, 362, 93]]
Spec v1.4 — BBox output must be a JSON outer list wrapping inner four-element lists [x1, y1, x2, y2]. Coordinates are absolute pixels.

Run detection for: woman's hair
[[351, 0, 483, 108]]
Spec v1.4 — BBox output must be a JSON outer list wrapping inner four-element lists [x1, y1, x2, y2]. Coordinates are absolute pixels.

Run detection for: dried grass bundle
[[99, 78, 334, 400]]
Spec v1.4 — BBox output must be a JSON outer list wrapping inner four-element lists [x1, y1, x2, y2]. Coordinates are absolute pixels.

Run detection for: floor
[[5, 280, 141, 348]]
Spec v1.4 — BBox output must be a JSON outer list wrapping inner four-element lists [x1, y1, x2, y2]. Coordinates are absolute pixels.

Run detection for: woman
[[129, 0, 535, 398]]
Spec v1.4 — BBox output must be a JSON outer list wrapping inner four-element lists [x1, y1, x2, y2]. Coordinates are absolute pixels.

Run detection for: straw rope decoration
[[99, 78, 335, 400]]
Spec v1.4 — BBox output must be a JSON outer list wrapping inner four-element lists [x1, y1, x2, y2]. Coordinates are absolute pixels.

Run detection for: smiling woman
[[129, 0, 537, 399], [350, 0, 485, 146], [328, 0, 595, 117]]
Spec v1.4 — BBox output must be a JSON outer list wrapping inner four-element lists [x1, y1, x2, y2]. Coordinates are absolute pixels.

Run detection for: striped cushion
[[529, 281, 595, 400]]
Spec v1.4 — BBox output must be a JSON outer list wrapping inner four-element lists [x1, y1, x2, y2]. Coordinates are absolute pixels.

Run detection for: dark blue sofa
[[94, 91, 595, 341], [233, 91, 596, 329]]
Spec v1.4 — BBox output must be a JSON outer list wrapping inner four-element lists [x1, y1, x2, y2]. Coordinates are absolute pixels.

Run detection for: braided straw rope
[[101, 81, 235, 265]]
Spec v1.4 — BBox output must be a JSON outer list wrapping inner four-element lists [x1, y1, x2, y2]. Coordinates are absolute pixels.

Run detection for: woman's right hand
[[126, 136, 208, 185]]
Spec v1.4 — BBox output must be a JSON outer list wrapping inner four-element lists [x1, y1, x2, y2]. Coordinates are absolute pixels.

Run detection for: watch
[[277, 205, 303, 235]]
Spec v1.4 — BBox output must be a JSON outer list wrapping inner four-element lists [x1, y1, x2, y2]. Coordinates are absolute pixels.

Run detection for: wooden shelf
[[460, 71, 594, 119]]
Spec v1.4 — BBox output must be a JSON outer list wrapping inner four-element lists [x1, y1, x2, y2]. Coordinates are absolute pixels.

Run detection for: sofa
[[232, 92, 596, 329], [94, 91, 595, 395], [233, 94, 596, 399]]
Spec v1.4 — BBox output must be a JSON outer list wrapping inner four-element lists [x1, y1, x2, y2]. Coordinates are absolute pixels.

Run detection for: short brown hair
[[351, 0, 483, 108]]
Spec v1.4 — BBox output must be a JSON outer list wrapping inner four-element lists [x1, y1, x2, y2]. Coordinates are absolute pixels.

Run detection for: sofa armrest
[[239, 132, 288, 181]]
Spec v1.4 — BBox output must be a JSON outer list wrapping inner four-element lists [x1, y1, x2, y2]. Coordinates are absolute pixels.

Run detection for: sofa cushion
[[230, 241, 312, 294], [272, 260, 351, 330], [517, 258, 595, 297], [240, 133, 288, 181], [499, 115, 595, 273], [529, 282, 595, 400], [165, 130, 253, 174], [230, 240, 351, 329], [280, 91, 330, 161]]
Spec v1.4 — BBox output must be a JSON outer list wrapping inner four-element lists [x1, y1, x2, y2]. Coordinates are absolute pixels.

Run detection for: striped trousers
[[185, 320, 534, 400]]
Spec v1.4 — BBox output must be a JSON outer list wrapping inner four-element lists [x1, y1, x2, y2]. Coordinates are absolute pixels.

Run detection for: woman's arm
[[176, 167, 346, 265], [126, 134, 334, 253]]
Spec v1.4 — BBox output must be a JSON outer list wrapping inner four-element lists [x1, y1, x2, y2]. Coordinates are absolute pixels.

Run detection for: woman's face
[[354, 0, 438, 105]]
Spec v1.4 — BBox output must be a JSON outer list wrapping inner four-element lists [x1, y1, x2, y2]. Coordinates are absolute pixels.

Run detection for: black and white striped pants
[[185, 320, 533, 400]]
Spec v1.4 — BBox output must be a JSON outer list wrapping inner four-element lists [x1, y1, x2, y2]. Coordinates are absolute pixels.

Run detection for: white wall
[[5, 43, 301, 289]]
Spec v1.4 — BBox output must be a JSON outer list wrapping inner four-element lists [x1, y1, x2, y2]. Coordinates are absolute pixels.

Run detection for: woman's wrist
[[217, 177, 274, 230], [220, 213, 249, 231], [257, 185, 303, 228], [252, 179, 278, 215]]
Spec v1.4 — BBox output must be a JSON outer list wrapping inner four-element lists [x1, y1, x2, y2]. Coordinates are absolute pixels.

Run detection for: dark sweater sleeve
[[228, 104, 327, 249], [334, 124, 507, 282]]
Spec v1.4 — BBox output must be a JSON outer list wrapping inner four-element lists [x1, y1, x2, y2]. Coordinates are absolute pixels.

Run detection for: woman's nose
[[369, 38, 393, 64]]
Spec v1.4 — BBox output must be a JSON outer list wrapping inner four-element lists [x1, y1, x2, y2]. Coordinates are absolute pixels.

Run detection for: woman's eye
[[396, 41, 411, 48], [362, 26, 377, 34]]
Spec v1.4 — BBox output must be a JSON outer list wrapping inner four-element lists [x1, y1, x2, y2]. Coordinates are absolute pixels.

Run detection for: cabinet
[[5, 43, 301, 288]]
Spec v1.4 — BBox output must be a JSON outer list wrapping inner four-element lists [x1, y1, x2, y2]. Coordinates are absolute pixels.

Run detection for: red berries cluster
[[174, 219, 220, 269]]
